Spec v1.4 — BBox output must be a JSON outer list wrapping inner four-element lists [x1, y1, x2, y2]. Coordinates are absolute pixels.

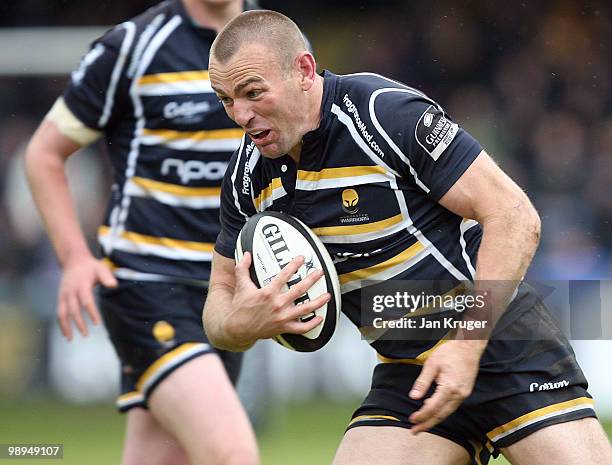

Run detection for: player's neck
[[289, 75, 325, 164], [181, 0, 242, 32]]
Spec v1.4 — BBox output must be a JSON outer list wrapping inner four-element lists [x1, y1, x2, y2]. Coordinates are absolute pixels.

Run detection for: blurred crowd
[[0, 1, 610, 393]]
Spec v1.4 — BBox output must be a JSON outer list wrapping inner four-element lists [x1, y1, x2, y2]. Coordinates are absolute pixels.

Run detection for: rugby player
[[25, 2, 260, 465], [202, 10, 612, 465]]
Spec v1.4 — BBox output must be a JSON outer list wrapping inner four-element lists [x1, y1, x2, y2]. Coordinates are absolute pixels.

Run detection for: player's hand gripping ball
[[235, 212, 341, 352]]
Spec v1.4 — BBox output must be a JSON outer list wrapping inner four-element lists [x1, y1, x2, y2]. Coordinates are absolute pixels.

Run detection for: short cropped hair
[[211, 10, 308, 71]]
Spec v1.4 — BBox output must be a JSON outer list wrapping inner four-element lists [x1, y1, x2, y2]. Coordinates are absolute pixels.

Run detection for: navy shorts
[[99, 280, 243, 412], [348, 288, 597, 464]]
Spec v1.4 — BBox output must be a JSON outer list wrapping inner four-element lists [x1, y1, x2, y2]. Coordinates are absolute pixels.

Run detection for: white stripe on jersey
[[313, 214, 413, 244], [136, 79, 214, 96], [124, 178, 221, 209], [108, 14, 183, 255], [98, 21, 136, 127], [390, 176, 470, 281], [296, 173, 390, 191], [127, 13, 166, 78], [139, 133, 242, 152], [330, 104, 400, 177], [99, 227, 214, 262], [369, 87, 432, 193], [230, 136, 250, 220], [459, 219, 478, 279]]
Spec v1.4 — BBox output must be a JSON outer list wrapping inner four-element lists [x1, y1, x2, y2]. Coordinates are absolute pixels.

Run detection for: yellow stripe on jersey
[[98, 226, 214, 252], [348, 414, 400, 427], [486, 397, 595, 442], [101, 257, 117, 271], [132, 176, 221, 197], [138, 70, 210, 85], [297, 165, 386, 181], [141, 128, 244, 141], [312, 214, 403, 236], [253, 177, 283, 209], [339, 240, 424, 285], [136, 343, 203, 392]]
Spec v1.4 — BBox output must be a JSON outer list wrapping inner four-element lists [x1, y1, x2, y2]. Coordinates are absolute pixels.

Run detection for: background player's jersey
[[64, 0, 256, 283], [216, 70, 486, 358]]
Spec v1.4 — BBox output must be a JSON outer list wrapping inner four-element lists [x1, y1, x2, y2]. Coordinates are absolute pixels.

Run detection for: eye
[[246, 89, 262, 99], [218, 96, 233, 106]]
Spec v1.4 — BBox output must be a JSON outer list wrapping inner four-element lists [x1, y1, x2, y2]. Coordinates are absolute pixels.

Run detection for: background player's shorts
[[99, 280, 242, 412], [348, 286, 597, 465]]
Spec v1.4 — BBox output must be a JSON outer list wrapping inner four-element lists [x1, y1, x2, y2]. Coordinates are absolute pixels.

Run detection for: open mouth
[[249, 129, 271, 142]]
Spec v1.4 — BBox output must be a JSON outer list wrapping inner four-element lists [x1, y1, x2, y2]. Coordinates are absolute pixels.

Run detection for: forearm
[[203, 283, 255, 352], [464, 199, 540, 341], [25, 141, 91, 267]]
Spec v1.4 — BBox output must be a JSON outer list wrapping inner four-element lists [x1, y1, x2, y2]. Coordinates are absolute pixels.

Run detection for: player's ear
[[295, 51, 317, 91]]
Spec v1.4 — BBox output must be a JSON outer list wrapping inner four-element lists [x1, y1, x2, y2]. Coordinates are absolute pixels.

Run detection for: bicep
[[438, 150, 531, 222], [26, 118, 84, 165]]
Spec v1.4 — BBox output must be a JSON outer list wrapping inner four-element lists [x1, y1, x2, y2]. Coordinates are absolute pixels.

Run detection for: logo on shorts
[[529, 380, 569, 392], [153, 320, 176, 347]]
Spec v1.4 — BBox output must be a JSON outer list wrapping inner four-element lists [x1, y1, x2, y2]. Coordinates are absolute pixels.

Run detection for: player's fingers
[[410, 392, 461, 434], [57, 296, 73, 341], [79, 288, 101, 326], [234, 252, 255, 288], [283, 268, 324, 303], [97, 263, 118, 288], [68, 293, 88, 337], [409, 360, 438, 400], [410, 387, 447, 423], [286, 293, 331, 321], [271, 255, 304, 289], [283, 315, 324, 334]]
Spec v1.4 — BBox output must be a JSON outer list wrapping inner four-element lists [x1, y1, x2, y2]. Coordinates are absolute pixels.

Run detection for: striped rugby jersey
[[216, 71, 486, 358], [63, 0, 256, 283]]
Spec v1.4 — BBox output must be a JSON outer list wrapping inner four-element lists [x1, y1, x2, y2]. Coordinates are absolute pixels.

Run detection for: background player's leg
[[121, 408, 189, 465], [332, 426, 470, 465], [500, 418, 612, 465], [148, 353, 259, 465]]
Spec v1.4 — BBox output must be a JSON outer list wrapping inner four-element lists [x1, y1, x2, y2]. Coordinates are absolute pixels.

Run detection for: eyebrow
[[234, 77, 263, 94]]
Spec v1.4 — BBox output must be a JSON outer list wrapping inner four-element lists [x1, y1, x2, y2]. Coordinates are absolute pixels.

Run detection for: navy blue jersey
[[216, 71, 485, 358], [64, 0, 257, 282]]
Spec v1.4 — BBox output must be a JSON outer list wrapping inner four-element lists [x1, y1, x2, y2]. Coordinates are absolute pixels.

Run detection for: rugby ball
[[235, 212, 341, 352]]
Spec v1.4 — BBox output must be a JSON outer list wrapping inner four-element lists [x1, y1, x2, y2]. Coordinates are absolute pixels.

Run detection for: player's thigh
[[122, 408, 189, 465], [500, 417, 612, 465], [332, 426, 470, 465], [148, 353, 259, 465]]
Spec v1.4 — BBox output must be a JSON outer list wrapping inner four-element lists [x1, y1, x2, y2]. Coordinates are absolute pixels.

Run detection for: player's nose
[[233, 100, 255, 128]]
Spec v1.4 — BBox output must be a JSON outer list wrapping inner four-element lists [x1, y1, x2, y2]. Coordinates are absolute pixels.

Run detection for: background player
[[202, 10, 612, 465], [25, 1, 259, 464]]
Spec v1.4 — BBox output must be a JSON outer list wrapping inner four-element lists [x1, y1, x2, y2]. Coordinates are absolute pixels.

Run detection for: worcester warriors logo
[[153, 320, 176, 348], [342, 189, 359, 214]]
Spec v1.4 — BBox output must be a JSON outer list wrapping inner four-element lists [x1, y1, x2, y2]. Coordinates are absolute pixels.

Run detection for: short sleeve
[[63, 25, 132, 131], [374, 92, 483, 201]]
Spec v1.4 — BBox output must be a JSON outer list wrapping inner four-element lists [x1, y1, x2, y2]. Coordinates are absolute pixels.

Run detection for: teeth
[[251, 130, 263, 136]]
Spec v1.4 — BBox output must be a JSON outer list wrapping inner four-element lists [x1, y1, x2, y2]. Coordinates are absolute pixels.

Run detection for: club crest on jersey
[[342, 189, 359, 214], [339, 188, 370, 224]]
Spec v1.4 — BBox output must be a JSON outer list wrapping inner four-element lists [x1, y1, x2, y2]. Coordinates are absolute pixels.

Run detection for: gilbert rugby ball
[[235, 211, 341, 352]]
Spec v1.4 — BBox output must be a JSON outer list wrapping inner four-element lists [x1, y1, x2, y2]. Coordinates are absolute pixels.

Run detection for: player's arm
[[24, 105, 117, 341], [439, 149, 540, 312], [408, 150, 540, 433], [203, 251, 329, 351]]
